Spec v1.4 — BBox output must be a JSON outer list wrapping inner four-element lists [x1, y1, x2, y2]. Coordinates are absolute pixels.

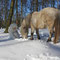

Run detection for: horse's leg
[[36, 29, 40, 39], [53, 21, 59, 44], [30, 32, 34, 40], [47, 26, 53, 42], [47, 30, 53, 42], [30, 23, 34, 40], [53, 29, 59, 44]]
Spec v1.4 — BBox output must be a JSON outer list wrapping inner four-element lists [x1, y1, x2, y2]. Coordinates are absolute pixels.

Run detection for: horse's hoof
[[53, 41, 58, 44], [38, 37, 41, 40], [47, 39, 51, 42], [30, 38, 34, 40], [47, 38, 52, 42], [54, 42, 57, 44]]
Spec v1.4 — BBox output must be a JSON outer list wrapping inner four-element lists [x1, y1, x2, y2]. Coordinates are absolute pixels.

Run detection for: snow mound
[[0, 58, 16, 60], [15, 38, 28, 41], [25, 54, 60, 60]]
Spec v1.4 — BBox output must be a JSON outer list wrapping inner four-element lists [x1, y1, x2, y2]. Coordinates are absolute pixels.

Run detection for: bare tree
[[4, 0, 15, 33], [16, 0, 19, 26], [4, 0, 9, 27], [36, 0, 38, 11], [20, 0, 23, 25]]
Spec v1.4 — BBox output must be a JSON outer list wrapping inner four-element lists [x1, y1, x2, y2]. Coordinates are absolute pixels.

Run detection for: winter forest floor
[[0, 28, 60, 60]]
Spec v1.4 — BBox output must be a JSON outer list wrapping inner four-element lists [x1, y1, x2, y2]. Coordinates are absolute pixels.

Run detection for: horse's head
[[20, 20, 28, 38]]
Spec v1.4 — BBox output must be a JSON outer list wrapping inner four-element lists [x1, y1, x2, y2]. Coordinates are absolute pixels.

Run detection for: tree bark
[[4, 0, 15, 33], [5, 0, 8, 27], [36, 0, 38, 11], [16, 0, 19, 26], [20, 0, 23, 25]]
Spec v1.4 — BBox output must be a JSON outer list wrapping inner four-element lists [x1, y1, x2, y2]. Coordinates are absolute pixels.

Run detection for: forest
[[0, 1, 60, 60], [0, 0, 60, 33]]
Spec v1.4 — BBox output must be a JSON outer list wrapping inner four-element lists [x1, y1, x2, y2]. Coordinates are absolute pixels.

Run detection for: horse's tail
[[54, 14, 60, 43]]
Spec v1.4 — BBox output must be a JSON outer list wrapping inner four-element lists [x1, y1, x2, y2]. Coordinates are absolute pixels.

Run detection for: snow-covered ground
[[0, 28, 60, 60]]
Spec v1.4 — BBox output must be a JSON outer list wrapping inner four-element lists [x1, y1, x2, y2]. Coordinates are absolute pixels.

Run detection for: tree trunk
[[20, 0, 23, 25], [4, 0, 15, 33], [47, 0, 49, 7], [57, 0, 59, 8], [36, 0, 38, 11], [42, 0, 44, 9], [16, 0, 19, 26], [52, 0, 55, 7], [5, 0, 8, 27]]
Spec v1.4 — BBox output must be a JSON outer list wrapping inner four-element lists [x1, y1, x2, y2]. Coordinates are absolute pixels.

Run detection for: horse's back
[[31, 7, 60, 29]]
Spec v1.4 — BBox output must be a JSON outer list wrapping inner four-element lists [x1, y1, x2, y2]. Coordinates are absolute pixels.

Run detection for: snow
[[0, 28, 60, 60], [25, 54, 60, 60], [8, 23, 20, 39]]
